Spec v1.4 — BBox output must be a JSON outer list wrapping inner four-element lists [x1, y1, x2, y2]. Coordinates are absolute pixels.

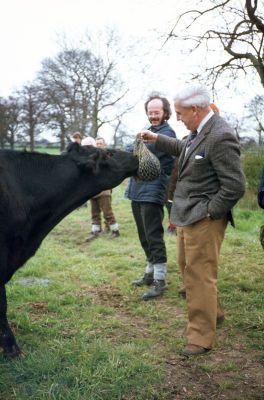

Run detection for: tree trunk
[[29, 127, 35, 152], [60, 122, 66, 152]]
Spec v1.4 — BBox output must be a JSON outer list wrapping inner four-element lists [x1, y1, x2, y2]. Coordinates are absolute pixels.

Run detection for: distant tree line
[[0, 31, 137, 152]]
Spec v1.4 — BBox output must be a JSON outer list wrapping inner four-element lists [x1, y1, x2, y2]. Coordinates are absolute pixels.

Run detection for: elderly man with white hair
[[141, 84, 246, 356], [81, 136, 96, 147]]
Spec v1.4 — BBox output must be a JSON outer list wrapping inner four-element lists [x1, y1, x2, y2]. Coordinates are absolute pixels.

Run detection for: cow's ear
[[76, 159, 96, 172], [74, 149, 114, 175], [76, 154, 102, 175], [67, 144, 97, 172]]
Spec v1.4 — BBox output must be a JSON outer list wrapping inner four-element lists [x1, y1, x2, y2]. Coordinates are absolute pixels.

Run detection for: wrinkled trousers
[[90, 195, 116, 228], [177, 217, 227, 348]]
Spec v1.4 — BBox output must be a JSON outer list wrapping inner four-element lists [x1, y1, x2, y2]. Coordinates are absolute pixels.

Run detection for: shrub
[[242, 147, 264, 192]]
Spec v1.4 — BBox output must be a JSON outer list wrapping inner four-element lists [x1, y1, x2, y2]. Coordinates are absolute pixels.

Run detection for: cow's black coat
[[0, 143, 138, 357]]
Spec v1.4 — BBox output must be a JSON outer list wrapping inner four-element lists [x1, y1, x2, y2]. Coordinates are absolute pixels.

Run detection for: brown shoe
[[181, 344, 210, 357]]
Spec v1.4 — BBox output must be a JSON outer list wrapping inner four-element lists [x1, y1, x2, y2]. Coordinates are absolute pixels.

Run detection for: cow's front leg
[[0, 284, 21, 358]]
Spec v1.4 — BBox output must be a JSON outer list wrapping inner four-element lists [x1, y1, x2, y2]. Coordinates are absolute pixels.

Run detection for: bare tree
[[38, 48, 91, 151], [111, 117, 135, 149], [6, 96, 20, 149], [245, 94, 264, 144], [164, 0, 264, 89], [0, 98, 9, 148], [18, 84, 47, 151], [0, 96, 20, 149], [38, 30, 137, 150], [223, 111, 244, 139]]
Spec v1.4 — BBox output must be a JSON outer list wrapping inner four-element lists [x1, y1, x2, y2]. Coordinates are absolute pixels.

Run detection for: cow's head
[[66, 142, 139, 190]]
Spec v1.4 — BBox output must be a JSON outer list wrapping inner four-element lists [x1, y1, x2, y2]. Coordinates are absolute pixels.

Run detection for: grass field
[[0, 181, 263, 399]]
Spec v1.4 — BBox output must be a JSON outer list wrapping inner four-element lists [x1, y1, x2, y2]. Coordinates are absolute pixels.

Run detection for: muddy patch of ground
[[80, 283, 264, 399], [164, 350, 264, 399]]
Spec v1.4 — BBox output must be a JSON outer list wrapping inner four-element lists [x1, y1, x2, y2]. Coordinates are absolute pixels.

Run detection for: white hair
[[173, 84, 211, 108], [81, 136, 96, 147]]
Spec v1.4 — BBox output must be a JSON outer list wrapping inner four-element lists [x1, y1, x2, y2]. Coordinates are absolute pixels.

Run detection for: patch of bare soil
[[164, 350, 264, 399], [28, 301, 49, 311], [25, 301, 58, 325], [79, 283, 264, 399], [78, 283, 152, 340]]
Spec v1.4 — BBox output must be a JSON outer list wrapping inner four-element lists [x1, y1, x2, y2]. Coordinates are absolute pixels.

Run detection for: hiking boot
[[132, 273, 154, 287], [142, 280, 168, 301], [85, 231, 101, 242], [110, 230, 120, 239]]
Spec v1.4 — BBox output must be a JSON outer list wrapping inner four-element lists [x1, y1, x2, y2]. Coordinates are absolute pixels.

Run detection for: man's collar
[[197, 110, 214, 134], [151, 121, 168, 131]]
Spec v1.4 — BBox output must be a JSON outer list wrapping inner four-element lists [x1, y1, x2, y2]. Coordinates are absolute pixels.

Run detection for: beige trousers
[[177, 217, 227, 348]]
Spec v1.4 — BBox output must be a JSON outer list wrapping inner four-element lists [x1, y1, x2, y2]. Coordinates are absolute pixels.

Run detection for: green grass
[[12, 146, 61, 155], [0, 182, 263, 399]]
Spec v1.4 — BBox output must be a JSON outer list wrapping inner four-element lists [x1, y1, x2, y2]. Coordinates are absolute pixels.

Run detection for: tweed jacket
[[155, 113, 246, 227]]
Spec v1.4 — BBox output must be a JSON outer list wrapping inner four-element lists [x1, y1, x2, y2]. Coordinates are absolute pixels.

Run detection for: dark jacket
[[125, 122, 176, 205], [257, 168, 264, 209], [155, 113, 246, 226]]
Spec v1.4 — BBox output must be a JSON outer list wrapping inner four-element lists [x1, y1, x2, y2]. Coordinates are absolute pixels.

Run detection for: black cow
[[0, 143, 139, 357]]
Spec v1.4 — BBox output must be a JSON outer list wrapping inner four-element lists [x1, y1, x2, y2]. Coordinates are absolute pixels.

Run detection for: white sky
[[1, 0, 190, 138], [0, 0, 184, 95], [0, 0, 262, 140]]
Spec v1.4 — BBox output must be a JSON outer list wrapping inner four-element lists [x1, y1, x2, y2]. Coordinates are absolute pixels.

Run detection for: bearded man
[[126, 94, 176, 300]]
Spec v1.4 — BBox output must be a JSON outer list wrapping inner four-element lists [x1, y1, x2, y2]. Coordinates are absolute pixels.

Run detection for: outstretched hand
[[140, 130, 158, 144]]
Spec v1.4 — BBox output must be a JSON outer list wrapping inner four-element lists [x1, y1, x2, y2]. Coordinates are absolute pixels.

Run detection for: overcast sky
[[0, 0, 185, 95], [1, 0, 262, 140], [1, 0, 192, 137]]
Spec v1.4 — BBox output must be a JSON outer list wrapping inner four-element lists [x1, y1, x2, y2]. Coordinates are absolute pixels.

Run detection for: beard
[[149, 117, 165, 125]]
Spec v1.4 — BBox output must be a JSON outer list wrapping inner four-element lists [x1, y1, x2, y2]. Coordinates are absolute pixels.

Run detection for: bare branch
[[163, 0, 264, 89], [246, 0, 264, 34]]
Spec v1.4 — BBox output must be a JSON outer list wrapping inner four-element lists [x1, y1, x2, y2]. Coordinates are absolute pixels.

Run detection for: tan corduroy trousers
[[177, 217, 227, 349], [90, 195, 117, 227]]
